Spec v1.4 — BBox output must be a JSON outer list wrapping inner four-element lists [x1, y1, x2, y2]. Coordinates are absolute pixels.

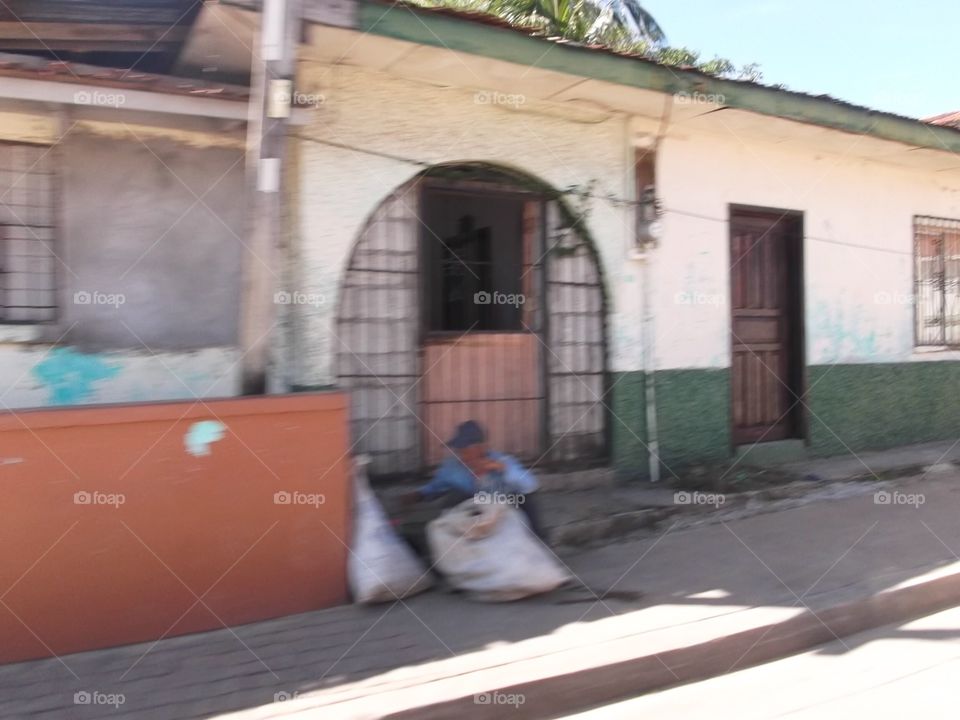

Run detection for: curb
[[382, 566, 960, 719], [548, 508, 674, 548]]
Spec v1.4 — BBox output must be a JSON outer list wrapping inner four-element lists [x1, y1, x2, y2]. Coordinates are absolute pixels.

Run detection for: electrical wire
[[291, 131, 916, 257]]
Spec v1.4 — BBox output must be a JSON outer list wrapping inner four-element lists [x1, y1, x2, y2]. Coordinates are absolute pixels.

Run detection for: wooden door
[[419, 187, 544, 466], [421, 333, 542, 465], [730, 210, 802, 445]]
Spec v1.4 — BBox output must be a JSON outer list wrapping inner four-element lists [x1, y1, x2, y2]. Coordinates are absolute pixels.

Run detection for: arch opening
[[335, 163, 609, 478]]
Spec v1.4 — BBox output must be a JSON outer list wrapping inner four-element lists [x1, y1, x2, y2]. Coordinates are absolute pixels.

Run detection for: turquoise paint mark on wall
[[184, 420, 227, 457], [31, 348, 121, 405], [811, 301, 878, 361]]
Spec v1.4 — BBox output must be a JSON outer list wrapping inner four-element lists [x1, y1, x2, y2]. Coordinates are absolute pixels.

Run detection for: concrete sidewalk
[[558, 605, 960, 718], [4, 466, 960, 719]]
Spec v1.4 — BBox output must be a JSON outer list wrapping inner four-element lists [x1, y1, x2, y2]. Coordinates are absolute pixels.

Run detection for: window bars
[[0, 142, 57, 323], [915, 216, 960, 347]]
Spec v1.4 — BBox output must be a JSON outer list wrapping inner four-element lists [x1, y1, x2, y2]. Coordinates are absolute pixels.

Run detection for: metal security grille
[[544, 201, 608, 462], [915, 216, 960, 347], [336, 169, 608, 477], [0, 142, 57, 323], [336, 182, 422, 477]]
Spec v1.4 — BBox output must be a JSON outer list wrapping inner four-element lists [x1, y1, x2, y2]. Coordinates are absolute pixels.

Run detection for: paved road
[[560, 605, 960, 719]]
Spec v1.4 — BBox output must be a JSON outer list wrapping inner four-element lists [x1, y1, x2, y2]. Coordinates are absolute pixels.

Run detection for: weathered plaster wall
[[293, 65, 960, 382], [655, 128, 960, 370], [291, 63, 635, 387], [292, 64, 960, 473], [1, 345, 239, 407], [0, 113, 246, 410], [59, 131, 245, 351], [616, 125, 960, 470]]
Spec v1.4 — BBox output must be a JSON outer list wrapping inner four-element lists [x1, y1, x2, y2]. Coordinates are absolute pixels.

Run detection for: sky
[[644, 0, 957, 120]]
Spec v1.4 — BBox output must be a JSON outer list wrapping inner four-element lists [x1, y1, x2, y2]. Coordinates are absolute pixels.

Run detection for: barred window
[[0, 142, 56, 323], [915, 215, 960, 347]]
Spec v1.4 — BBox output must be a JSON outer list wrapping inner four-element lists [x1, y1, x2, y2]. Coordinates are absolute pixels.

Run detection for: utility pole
[[240, 0, 301, 394]]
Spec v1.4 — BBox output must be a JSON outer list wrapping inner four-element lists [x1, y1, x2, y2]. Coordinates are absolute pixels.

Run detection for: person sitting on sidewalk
[[406, 420, 545, 540]]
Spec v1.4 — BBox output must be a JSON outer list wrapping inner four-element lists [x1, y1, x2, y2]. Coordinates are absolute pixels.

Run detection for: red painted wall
[[0, 393, 351, 664]]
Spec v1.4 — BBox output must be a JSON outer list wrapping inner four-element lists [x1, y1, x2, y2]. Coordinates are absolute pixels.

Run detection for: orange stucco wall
[[0, 392, 351, 664]]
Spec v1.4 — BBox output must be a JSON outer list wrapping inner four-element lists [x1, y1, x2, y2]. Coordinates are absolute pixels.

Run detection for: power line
[[293, 132, 916, 257]]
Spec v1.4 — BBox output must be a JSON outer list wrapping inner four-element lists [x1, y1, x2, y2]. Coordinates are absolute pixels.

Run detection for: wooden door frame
[[417, 180, 540, 341], [416, 179, 548, 469], [727, 204, 807, 449]]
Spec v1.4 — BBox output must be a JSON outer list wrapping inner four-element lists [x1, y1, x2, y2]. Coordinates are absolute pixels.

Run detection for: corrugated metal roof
[[0, 52, 248, 101], [0, 0, 196, 25], [925, 111, 960, 129], [0, 0, 204, 74]]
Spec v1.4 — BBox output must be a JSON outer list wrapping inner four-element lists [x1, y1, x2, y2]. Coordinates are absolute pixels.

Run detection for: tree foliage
[[413, 0, 763, 81]]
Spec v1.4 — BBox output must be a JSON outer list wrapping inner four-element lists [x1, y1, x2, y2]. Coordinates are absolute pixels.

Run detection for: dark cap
[[448, 420, 486, 449]]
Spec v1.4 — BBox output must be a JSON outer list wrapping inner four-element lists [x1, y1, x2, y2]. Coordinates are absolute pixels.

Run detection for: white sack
[[348, 455, 433, 603], [427, 500, 570, 602]]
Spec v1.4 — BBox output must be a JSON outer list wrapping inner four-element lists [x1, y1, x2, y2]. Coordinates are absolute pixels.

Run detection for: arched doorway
[[335, 164, 608, 477]]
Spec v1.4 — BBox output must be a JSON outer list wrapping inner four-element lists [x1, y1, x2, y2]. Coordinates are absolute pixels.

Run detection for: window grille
[[915, 215, 960, 347], [0, 142, 56, 323]]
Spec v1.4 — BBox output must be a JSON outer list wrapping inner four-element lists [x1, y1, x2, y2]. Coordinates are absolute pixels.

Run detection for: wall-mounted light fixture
[[636, 184, 663, 248], [631, 145, 662, 258]]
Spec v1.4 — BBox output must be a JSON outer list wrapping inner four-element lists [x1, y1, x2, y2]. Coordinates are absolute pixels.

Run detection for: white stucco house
[[270, 0, 960, 478], [3, 0, 960, 480]]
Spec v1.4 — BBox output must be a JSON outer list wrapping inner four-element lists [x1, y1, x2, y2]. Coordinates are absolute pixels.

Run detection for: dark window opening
[[423, 190, 525, 332]]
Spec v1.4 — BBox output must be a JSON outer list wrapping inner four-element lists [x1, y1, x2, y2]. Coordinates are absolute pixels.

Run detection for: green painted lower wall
[[610, 371, 648, 475], [612, 368, 731, 477], [807, 362, 960, 456], [655, 368, 732, 470], [611, 361, 960, 477]]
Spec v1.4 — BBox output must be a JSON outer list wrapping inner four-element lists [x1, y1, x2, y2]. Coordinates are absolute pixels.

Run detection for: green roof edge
[[357, 1, 960, 156]]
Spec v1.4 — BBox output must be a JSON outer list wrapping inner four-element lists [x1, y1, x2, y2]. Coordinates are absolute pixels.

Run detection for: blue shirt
[[419, 451, 539, 497]]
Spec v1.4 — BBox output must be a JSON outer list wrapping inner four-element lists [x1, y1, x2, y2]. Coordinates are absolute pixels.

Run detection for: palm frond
[[613, 0, 665, 44]]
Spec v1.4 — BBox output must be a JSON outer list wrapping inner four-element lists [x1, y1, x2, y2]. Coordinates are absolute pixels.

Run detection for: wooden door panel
[[730, 211, 800, 445], [732, 349, 790, 442], [421, 334, 542, 465]]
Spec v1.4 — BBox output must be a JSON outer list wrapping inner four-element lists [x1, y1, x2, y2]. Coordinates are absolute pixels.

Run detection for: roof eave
[[339, 0, 960, 156]]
